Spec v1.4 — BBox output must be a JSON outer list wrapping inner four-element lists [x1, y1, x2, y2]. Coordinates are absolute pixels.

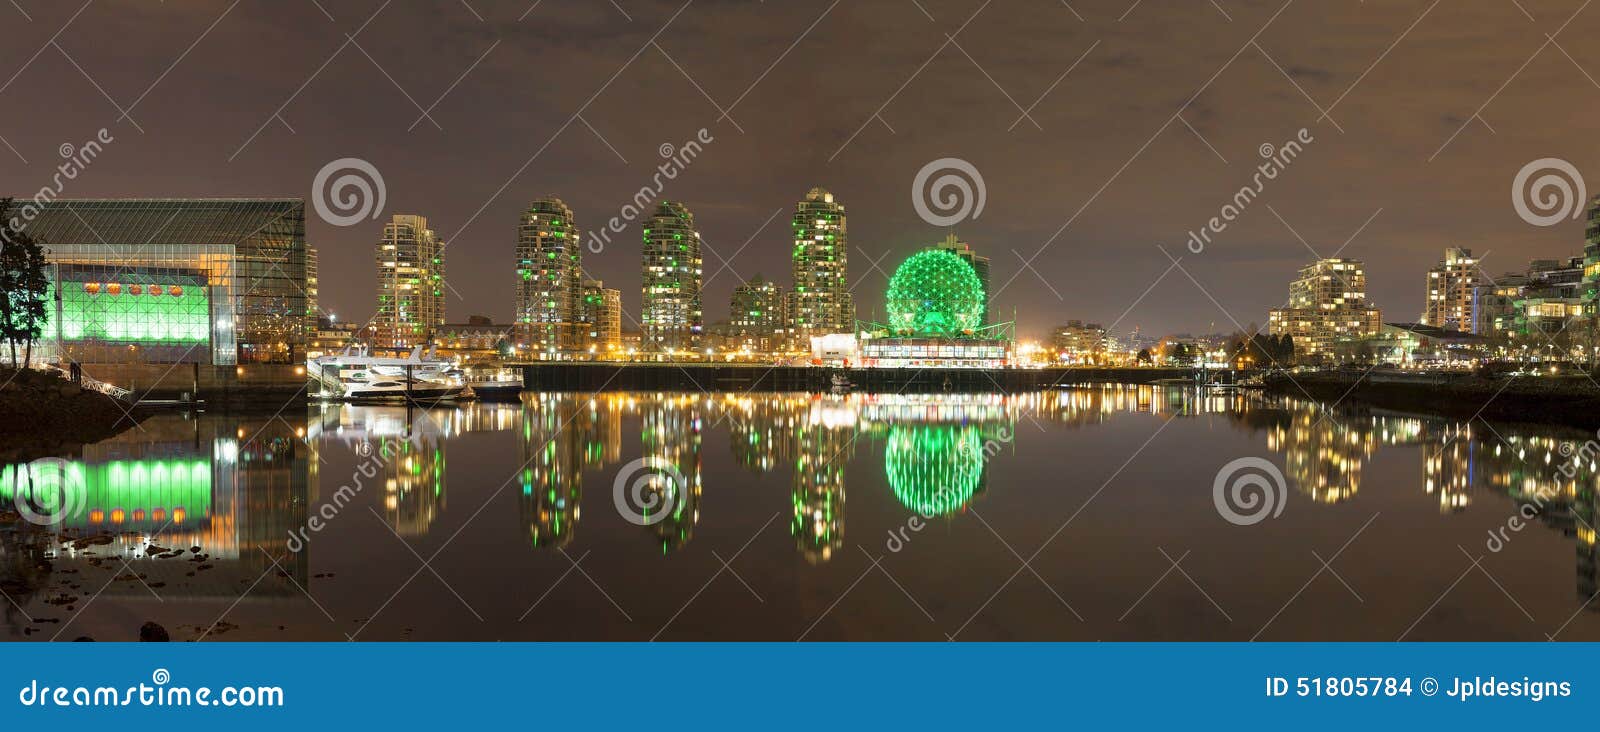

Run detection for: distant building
[[309, 321, 361, 358], [641, 201, 703, 353], [1268, 258, 1381, 360], [578, 278, 622, 356], [515, 197, 582, 357], [934, 233, 991, 326], [436, 321, 511, 357], [1051, 320, 1105, 362], [729, 274, 785, 353], [375, 214, 445, 349], [1423, 247, 1481, 333], [33, 198, 313, 365], [790, 188, 854, 343]]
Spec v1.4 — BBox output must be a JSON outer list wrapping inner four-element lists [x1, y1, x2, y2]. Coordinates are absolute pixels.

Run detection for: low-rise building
[[435, 319, 511, 359], [1051, 320, 1106, 363], [1372, 322, 1489, 364]]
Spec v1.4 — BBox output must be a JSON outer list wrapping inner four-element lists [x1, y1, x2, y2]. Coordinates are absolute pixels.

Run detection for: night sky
[[2, 0, 1595, 339]]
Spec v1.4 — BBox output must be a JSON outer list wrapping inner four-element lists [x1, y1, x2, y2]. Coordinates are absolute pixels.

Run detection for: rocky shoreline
[[1264, 371, 1600, 431], [0, 368, 146, 464]]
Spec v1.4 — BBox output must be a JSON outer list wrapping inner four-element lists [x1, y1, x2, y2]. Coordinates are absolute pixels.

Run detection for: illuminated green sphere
[[885, 426, 983, 516], [885, 250, 985, 337]]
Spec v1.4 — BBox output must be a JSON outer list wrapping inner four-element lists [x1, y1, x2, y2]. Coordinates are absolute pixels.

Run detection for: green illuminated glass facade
[[1, 458, 212, 529], [885, 249, 986, 337], [30, 198, 312, 364], [49, 265, 212, 363]]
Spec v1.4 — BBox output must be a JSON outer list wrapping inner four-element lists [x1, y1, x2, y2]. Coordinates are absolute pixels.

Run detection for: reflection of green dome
[[885, 250, 984, 337], [885, 425, 982, 516]]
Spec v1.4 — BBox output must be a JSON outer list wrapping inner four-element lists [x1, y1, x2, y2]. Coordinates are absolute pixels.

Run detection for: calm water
[[4, 386, 1600, 641]]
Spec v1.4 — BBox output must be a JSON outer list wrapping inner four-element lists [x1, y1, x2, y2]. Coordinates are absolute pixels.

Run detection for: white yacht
[[308, 346, 469, 402]]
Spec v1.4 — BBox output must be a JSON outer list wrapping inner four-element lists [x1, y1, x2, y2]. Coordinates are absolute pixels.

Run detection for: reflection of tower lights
[[792, 418, 852, 563], [641, 398, 703, 553], [1265, 409, 1382, 504], [518, 395, 624, 550]]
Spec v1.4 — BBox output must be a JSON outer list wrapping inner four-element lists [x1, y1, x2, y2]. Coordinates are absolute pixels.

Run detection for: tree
[[1136, 348, 1153, 365], [0, 200, 50, 368]]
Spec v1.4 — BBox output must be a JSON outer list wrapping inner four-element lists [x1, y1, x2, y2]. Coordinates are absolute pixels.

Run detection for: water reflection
[[0, 414, 308, 637], [8, 385, 1600, 638]]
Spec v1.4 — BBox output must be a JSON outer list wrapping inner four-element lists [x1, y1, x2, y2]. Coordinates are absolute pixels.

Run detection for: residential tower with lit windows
[[1424, 247, 1481, 333], [579, 278, 622, 356], [790, 188, 853, 346], [1267, 258, 1381, 359], [730, 274, 785, 354], [641, 201, 703, 354], [515, 197, 582, 357], [374, 214, 445, 349]]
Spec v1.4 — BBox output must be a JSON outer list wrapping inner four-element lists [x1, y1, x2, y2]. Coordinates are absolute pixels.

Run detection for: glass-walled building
[[30, 198, 313, 365]]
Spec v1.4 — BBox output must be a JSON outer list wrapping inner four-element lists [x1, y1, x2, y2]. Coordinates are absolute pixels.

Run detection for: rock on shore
[[0, 367, 144, 462]]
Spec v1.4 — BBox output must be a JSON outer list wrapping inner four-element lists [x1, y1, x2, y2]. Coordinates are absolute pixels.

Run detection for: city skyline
[[7, 3, 1600, 341]]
